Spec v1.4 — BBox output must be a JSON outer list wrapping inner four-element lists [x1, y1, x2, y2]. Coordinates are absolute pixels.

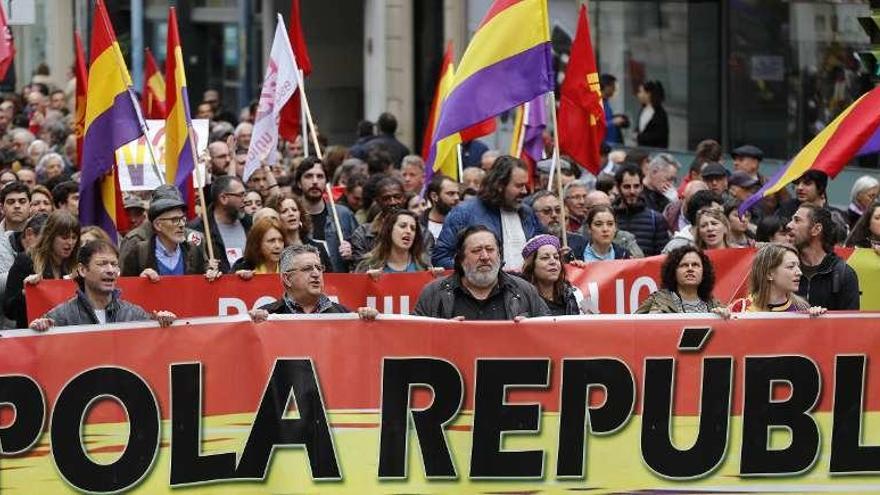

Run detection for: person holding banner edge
[[635, 245, 729, 317], [249, 244, 378, 321], [30, 240, 177, 330]]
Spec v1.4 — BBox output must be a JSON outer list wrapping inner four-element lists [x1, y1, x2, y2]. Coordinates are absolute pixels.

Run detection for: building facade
[[9, 0, 875, 164]]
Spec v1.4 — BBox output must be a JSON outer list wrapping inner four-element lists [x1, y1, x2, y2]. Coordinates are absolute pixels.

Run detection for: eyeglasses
[[223, 191, 245, 198], [159, 215, 187, 226], [287, 264, 325, 274], [536, 206, 562, 215]]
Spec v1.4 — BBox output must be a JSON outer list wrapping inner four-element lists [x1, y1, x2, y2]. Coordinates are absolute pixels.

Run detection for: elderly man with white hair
[[642, 152, 680, 213]]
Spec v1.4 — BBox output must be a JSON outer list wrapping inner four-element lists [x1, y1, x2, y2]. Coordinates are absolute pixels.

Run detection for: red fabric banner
[[27, 249, 753, 322]]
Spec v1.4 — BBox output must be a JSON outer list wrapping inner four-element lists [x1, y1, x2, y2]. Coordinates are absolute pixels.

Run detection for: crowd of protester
[[0, 73, 870, 331]]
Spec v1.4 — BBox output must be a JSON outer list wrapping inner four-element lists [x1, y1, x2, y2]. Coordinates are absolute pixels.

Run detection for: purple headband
[[521, 234, 561, 260]]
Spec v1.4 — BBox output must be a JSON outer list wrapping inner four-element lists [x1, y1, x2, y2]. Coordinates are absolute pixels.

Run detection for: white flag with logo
[[243, 14, 300, 182]]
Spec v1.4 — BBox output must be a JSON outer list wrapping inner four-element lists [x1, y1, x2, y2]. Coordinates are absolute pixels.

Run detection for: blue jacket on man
[[431, 198, 542, 269]]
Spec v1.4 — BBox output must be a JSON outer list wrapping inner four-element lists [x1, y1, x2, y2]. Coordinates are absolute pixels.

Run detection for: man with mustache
[[120, 193, 221, 282], [188, 175, 252, 273], [293, 157, 358, 272], [787, 204, 859, 310], [432, 156, 541, 271], [612, 163, 670, 256], [530, 190, 588, 260], [414, 226, 549, 320]]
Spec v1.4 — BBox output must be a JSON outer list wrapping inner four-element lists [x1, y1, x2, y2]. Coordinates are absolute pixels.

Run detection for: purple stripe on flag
[[523, 94, 547, 162], [857, 125, 880, 156], [174, 85, 196, 189], [79, 91, 142, 236], [738, 161, 791, 216], [433, 43, 553, 141]]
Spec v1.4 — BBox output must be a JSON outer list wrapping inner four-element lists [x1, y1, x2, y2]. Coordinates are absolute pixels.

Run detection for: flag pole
[[514, 102, 530, 157], [296, 69, 345, 244], [548, 91, 567, 249], [299, 69, 309, 157], [456, 143, 464, 182], [185, 125, 216, 262]]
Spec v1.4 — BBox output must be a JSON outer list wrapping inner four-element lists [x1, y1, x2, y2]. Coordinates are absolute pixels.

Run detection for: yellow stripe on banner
[[764, 92, 865, 196], [99, 170, 117, 225], [454, 0, 549, 88], [84, 43, 132, 133]]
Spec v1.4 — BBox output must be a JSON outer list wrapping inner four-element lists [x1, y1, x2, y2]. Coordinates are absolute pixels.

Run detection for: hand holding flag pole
[[186, 126, 215, 262]]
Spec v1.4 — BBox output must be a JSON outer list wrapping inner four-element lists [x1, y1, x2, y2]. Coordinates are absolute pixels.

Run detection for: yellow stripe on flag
[[84, 42, 132, 133]]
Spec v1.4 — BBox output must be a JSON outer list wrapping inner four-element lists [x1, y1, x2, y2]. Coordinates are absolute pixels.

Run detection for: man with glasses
[[531, 190, 588, 260], [249, 244, 378, 320], [189, 175, 252, 273], [121, 194, 221, 281]]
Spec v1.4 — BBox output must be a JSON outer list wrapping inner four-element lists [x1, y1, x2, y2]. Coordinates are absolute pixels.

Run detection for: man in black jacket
[[188, 175, 252, 273], [249, 244, 377, 321], [612, 163, 669, 256], [414, 226, 550, 320], [788, 204, 860, 310]]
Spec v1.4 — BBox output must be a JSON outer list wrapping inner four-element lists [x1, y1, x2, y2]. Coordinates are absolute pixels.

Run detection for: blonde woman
[[729, 243, 825, 315], [694, 208, 730, 250]]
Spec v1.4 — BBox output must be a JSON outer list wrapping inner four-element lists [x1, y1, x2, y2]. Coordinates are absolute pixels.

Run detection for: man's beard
[[463, 259, 500, 288], [436, 200, 454, 215], [544, 222, 562, 236], [223, 202, 241, 220]]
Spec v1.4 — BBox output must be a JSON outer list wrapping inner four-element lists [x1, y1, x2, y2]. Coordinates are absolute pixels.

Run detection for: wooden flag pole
[[456, 143, 464, 182], [514, 101, 530, 158], [296, 70, 345, 243], [548, 92, 567, 249], [186, 125, 215, 262]]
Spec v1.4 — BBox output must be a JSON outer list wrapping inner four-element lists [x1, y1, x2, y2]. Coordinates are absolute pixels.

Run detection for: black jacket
[[612, 197, 670, 257], [413, 272, 550, 319], [5, 253, 72, 329], [636, 105, 669, 148], [188, 207, 253, 274], [796, 252, 860, 310], [259, 296, 349, 314]]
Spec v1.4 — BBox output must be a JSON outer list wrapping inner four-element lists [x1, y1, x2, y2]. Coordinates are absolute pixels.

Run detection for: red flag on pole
[[558, 4, 606, 174], [0, 2, 14, 81], [142, 47, 166, 119], [73, 32, 88, 169], [279, 0, 312, 142]]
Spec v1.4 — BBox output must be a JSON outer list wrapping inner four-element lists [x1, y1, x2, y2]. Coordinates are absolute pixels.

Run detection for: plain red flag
[[558, 4, 606, 174], [279, 0, 312, 142]]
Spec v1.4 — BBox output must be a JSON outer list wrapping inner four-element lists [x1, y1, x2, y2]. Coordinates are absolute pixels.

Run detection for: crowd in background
[[0, 63, 874, 330]]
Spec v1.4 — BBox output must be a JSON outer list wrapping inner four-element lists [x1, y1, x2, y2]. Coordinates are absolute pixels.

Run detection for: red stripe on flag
[[90, 0, 117, 62], [478, 0, 524, 29]]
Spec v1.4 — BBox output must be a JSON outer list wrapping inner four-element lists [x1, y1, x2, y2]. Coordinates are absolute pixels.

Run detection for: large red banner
[[26, 249, 754, 321], [1, 313, 879, 493]]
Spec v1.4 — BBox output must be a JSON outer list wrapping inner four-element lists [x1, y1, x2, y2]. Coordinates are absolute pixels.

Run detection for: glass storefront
[[589, 0, 871, 160]]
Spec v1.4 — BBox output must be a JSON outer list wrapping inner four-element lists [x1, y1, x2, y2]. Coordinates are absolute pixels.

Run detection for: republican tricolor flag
[[426, 0, 553, 176], [165, 7, 197, 218], [79, 0, 141, 241]]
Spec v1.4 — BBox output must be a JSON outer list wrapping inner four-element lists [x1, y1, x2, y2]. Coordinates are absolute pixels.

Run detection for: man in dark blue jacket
[[612, 163, 670, 256], [432, 156, 541, 270]]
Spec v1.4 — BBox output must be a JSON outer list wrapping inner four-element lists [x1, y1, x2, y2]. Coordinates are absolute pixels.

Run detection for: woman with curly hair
[[730, 243, 825, 315], [636, 245, 727, 315], [267, 195, 333, 271]]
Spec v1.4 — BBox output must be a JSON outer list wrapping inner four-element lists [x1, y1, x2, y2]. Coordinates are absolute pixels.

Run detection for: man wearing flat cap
[[731, 145, 764, 181], [120, 189, 221, 281], [700, 162, 730, 201]]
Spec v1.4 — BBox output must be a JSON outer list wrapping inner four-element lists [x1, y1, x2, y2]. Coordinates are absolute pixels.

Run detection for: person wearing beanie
[[120, 190, 221, 282], [518, 234, 592, 316]]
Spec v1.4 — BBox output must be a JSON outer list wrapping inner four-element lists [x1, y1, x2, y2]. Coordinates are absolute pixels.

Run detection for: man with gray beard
[[530, 190, 588, 261], [414, 226, 549, 320]]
